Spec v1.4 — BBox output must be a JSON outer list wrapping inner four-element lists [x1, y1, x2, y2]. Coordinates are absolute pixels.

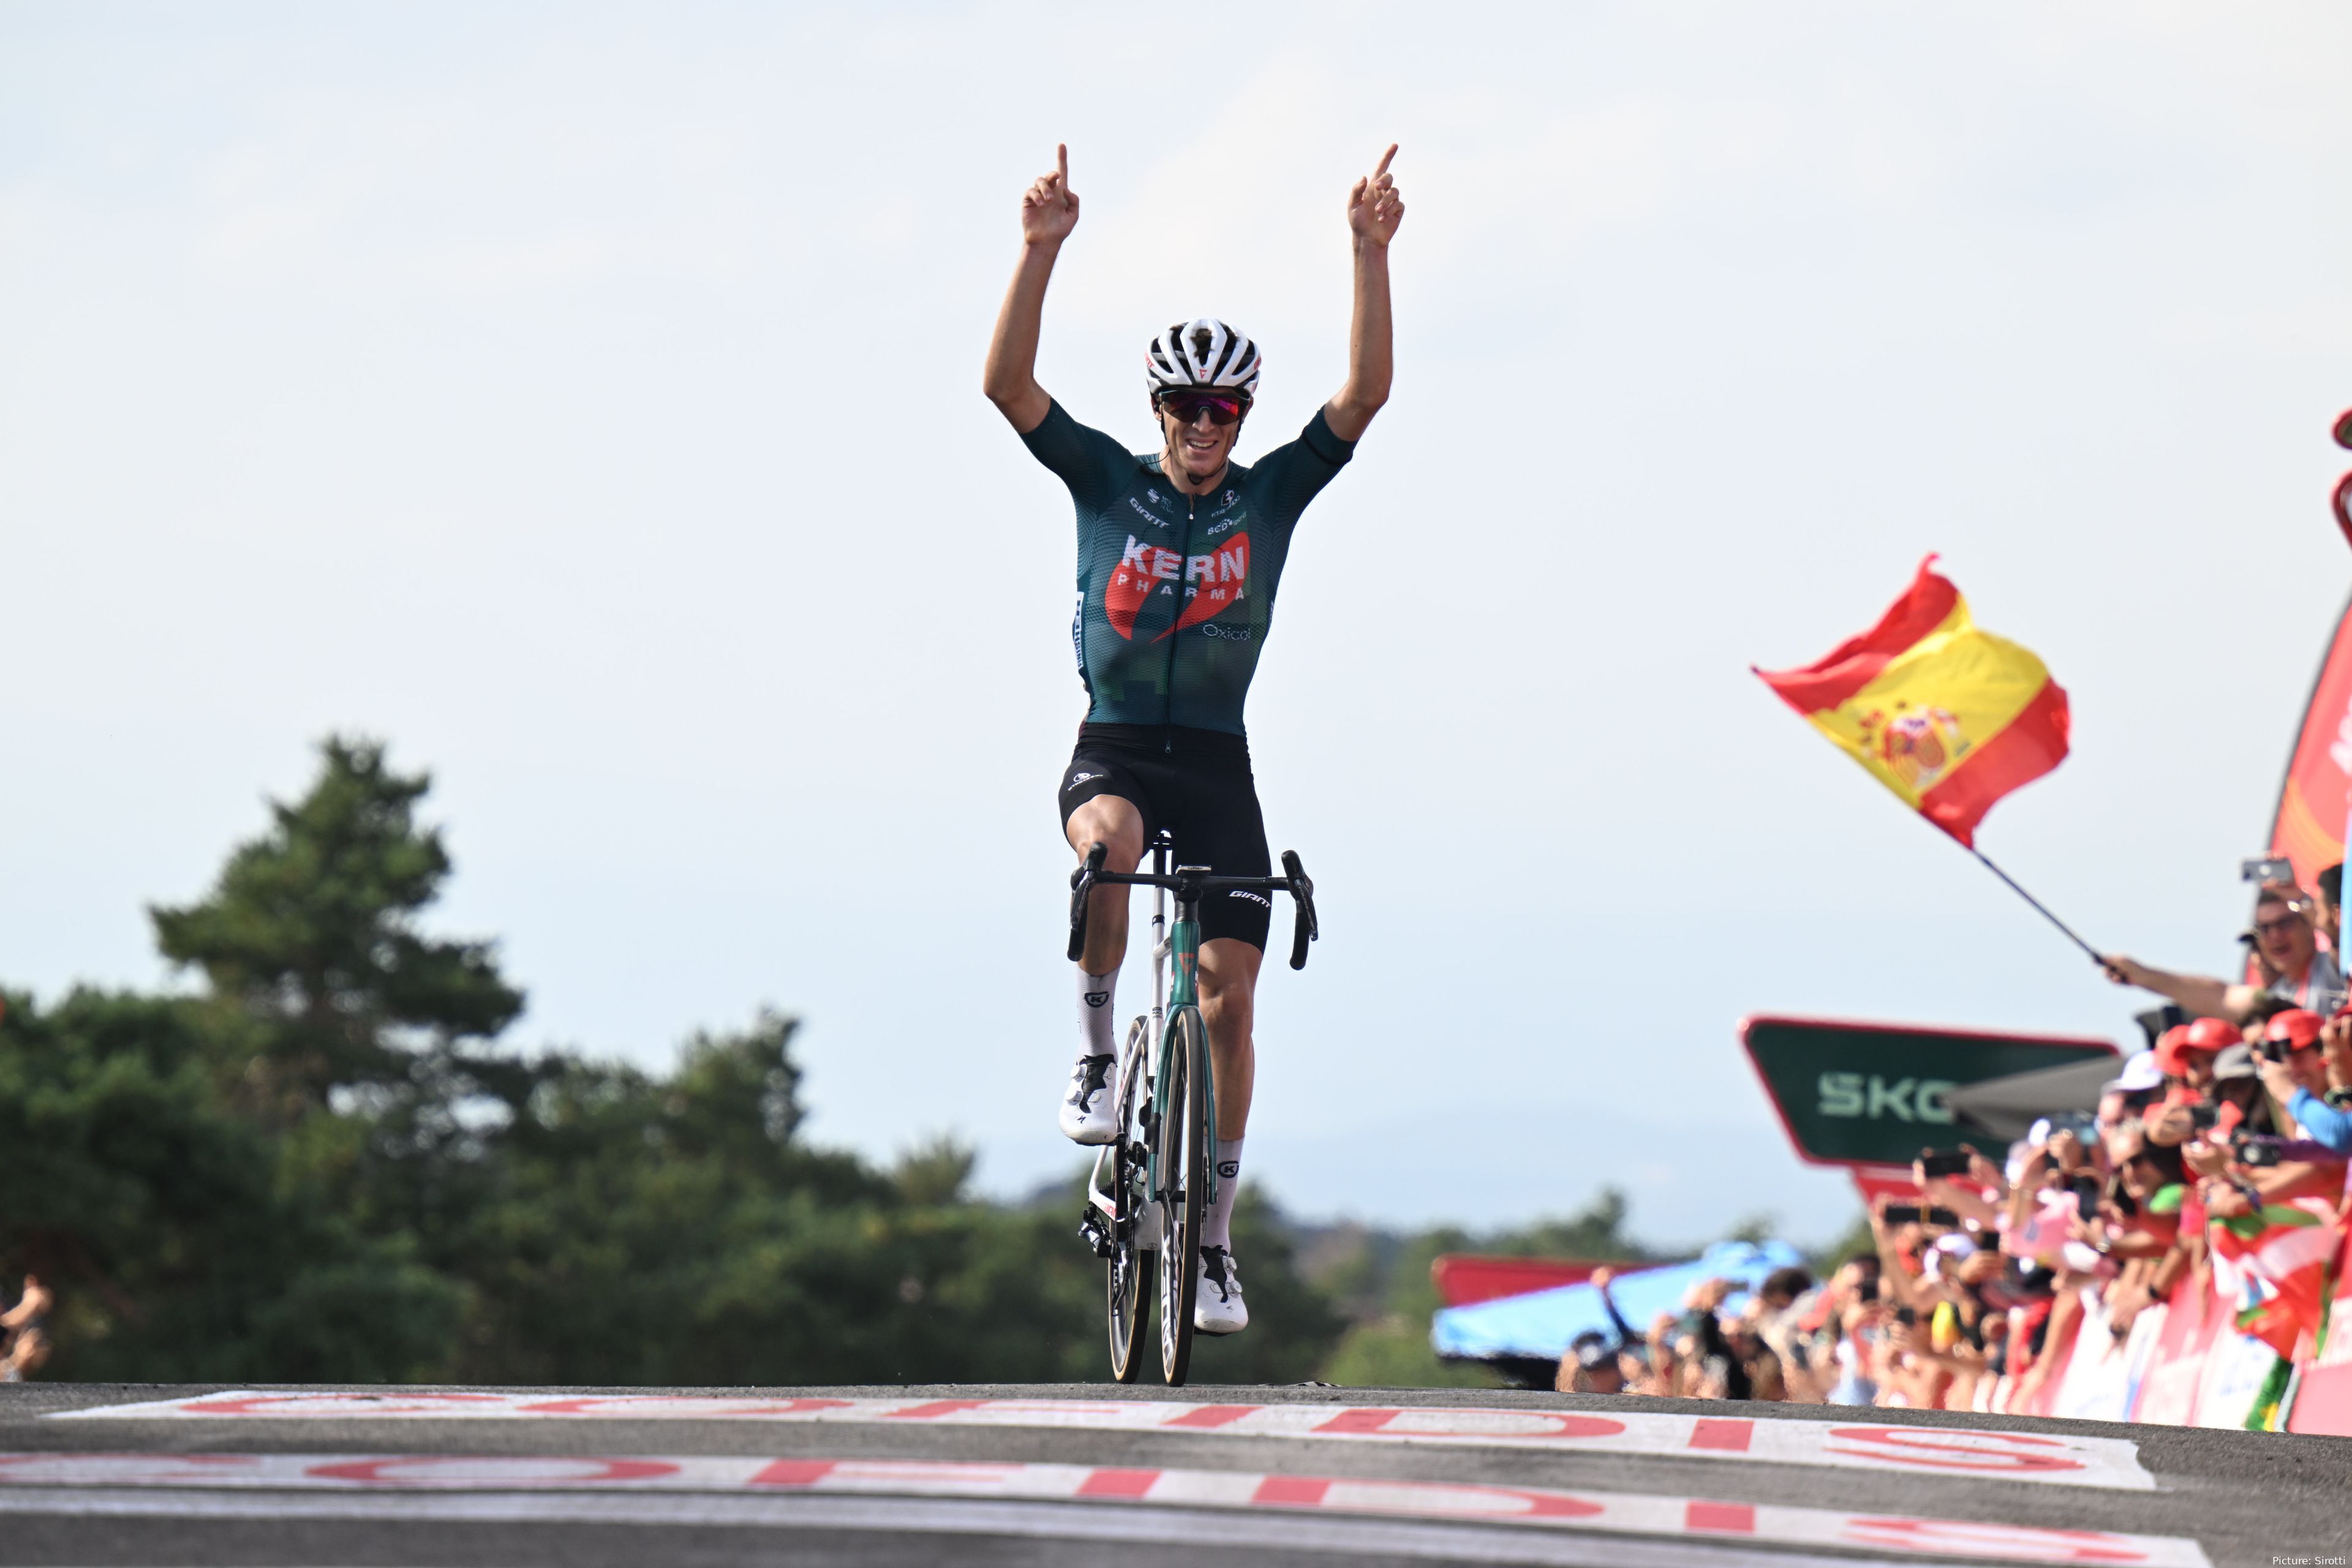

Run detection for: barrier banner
[[2128, 1283, 2222, 1427], [2048, 1292, 2133, 1423], [2285, 1224, 2352, 1436]]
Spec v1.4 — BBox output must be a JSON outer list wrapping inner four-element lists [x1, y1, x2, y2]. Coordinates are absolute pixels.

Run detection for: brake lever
[[1281, 850, 1317, 971], [1068, 843, 1107, 962]]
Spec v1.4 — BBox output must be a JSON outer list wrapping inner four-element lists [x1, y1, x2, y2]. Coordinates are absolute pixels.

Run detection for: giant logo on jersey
[[1106, 532, 1250, 641]]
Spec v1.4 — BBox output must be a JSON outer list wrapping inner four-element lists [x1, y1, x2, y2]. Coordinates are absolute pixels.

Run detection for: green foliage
[[0, 986, 459, 1382], [149, 736, 522, 1117]]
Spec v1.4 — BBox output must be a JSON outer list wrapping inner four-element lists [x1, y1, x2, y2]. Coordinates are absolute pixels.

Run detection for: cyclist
[[983, 143, 1403, 1335]]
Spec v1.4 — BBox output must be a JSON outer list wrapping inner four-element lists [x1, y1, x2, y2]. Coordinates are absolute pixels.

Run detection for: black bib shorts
[[1056, 722, 1274, 950]]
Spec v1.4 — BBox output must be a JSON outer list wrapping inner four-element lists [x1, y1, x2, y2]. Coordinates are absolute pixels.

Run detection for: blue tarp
[[1430, 1239, 1808, 1362]]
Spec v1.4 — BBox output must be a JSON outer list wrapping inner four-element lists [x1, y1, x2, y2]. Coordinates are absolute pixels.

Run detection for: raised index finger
[[1057, 143, 1069, 186], [1371, 143, 1396, 179]]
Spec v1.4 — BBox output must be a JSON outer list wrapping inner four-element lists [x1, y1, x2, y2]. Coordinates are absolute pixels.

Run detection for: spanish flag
[[1755, 557, 2070, 847]]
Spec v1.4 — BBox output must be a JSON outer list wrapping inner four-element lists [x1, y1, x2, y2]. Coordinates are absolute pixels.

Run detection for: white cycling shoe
[[1195, 1246, 1248, 1335], [1058, 1052, 1118, 1145]]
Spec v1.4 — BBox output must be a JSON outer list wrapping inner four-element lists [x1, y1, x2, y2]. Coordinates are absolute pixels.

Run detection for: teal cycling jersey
[[1023, 399, 1356, 735]]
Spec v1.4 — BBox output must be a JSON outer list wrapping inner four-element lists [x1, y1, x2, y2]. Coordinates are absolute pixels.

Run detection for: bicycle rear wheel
[[1158, 1004, 1209, 1385], [1106, 1018, 1154, 1384]]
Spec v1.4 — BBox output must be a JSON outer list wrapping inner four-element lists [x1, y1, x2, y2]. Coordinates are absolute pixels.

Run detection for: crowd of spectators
[[1557, 869, 2352, 1410]]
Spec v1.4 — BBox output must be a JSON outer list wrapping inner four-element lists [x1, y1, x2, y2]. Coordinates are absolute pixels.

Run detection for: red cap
[[2266, 1008, 2326, 1050], [2153, 1025, 2188, 1077], [2184, 1016, 2242, 1053], [2155, 1020, 2233, 1076]]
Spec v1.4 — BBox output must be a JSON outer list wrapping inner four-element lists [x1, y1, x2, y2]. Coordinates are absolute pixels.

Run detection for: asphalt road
[[0, 1382, 2344, 1567]]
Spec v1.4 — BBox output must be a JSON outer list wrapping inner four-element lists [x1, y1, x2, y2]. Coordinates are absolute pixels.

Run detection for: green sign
[[1740, 1016, 2117, 1167]]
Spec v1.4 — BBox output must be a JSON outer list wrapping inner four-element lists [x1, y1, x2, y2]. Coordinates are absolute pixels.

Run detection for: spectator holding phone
[[2103, 883, 2346, 1022], [2260, 1007, 2352, 1154], [2143, 1019, 2238, 1145]]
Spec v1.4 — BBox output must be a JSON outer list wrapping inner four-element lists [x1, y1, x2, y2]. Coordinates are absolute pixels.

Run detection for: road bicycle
[[1069, 831, 1317, 1385]]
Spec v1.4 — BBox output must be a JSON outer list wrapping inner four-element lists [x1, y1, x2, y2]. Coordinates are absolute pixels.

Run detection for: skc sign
[[1739, 1016, 2118, 1168]]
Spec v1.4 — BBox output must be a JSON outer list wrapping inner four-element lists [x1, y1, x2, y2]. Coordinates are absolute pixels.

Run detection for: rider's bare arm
[[984, 144, 1079, 436], [2099, 954, 2251, 1022], [1324, 145, 1403, 444]]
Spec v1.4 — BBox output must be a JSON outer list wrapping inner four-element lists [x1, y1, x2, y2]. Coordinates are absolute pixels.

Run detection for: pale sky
[[5, 3, 2350, 1246]]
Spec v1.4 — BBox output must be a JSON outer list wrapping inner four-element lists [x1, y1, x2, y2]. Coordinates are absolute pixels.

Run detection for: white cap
[[2101, 1050, 2164, 1095]]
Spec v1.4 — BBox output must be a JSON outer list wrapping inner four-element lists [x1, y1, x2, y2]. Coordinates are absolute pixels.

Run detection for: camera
[[2237, 1136, 2286, 1169]]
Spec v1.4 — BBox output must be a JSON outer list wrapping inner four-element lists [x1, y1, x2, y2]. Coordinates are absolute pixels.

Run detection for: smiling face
[[2253, 894, 2316, 978], [1154, 395, 1242, 484]]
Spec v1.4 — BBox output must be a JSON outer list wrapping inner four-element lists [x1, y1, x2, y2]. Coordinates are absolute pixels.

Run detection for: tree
[[150, 736, 523, 1117], [0, 987, 459, 1382]]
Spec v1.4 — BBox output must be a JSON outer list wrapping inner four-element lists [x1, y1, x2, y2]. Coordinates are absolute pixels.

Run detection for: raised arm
[[2099, 954, 2252, 1022], [983, 144, 1080, 435], [1324, 145, 1403, 443]]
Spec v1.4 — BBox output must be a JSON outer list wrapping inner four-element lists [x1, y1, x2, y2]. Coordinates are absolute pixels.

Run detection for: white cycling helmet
[[1145, 318, 1262, 398]]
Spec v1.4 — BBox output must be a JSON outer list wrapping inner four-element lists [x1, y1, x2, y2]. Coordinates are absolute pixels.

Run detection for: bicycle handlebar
[[1067, 846, 1321, 971]]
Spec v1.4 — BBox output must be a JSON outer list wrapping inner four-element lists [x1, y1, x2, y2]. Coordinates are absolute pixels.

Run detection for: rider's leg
[[1196, 937, 1260, 1144], [1065, 794, 1146, 973], [1193, 935, 1260, 1330], [1056, 795, 1146, 1145]]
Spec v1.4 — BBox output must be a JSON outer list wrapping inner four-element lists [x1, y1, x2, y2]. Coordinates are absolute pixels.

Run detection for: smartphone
[[1918, 1148, 1975, 1179], [1924, 1207, 1961, 1229], [1882, 1204, 1924, 1226], [1892, 1305, 1917, 1327], [2237, 1136, 2285, 1169], [2242, 856, 2296, 886], [2068, 1174, 2102, 1221], [2187, 1102, 2221, 1131]]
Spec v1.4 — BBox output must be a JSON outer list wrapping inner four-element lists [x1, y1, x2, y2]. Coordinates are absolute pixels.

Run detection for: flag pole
[[1969, 846, 2105, 966]]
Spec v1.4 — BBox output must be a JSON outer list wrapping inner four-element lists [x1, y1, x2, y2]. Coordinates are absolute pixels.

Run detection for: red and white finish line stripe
[[0, 1452, 2206, 1567], [48, 1392, 2152, 1491]]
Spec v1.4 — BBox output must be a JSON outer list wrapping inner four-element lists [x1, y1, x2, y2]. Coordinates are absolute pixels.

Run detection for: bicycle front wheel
[[1107, 1017, 1154, 1384], [1158, 1004, 1209, 1386]]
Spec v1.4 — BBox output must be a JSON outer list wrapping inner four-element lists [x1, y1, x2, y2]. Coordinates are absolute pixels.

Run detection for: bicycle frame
[[1143, 837, 1216, 1207], [1077, 835, 1316, 1248], [1087, 833, 1218, 1228]]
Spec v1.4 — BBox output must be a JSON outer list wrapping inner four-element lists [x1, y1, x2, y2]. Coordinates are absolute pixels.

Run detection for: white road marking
[[0, 1452, 2208, 1567], [0, 1490, 1970, 1568], [46, 1392, 2155, 1491]]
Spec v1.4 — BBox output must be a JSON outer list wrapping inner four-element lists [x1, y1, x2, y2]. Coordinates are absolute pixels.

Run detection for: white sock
[[1076, 965, 1118, 1058], [1203, 1136, 1244, 1250]]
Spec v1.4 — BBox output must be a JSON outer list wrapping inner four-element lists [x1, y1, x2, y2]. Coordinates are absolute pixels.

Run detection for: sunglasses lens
[[1163, 394, 1244, 426]]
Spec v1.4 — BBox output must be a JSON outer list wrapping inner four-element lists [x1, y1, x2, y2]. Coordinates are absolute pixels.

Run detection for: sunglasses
[[1156, 391, 1250, 427], [2254, 913, 2308, 938]]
